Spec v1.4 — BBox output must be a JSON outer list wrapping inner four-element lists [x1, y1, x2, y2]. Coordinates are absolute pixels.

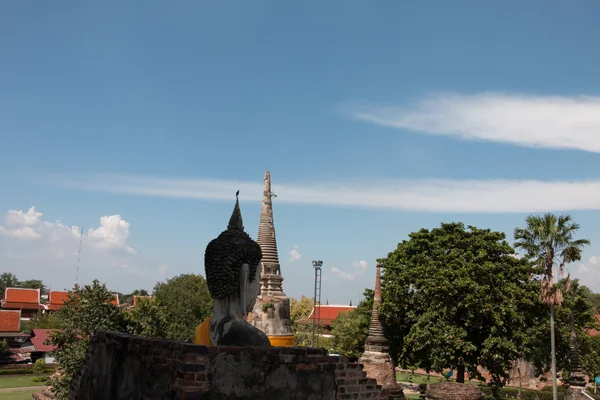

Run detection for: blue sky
[[1, 1, 599, 304]]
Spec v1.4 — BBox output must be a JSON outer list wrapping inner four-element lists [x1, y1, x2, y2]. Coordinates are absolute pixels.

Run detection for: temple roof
[[257, 171, 280, 267], [0, 310, 21, 332], [3, 287, 40, 304], [297, 305, 356, 327]]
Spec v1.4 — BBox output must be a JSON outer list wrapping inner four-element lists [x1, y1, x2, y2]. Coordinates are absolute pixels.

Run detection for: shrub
[[33, 358, 48, 374]]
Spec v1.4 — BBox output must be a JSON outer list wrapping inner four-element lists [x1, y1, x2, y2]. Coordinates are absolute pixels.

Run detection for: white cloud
[[0, 206, 150, 292], [346, 92, 600, 153], [52, 173, 600, 213], [331, 266, 355, 281], [352, 260, 368, 272], [289, 245, 301, 263], [331, 260, 369, 281]]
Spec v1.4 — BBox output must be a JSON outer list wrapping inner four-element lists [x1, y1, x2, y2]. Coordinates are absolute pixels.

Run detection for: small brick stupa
[[247, 171, 294, 346], [360, 263, 402, 393]]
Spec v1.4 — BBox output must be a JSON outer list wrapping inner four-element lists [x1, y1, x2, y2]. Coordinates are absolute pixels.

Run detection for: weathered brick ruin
[[359, 263, 398, 390], [68, 330, 405, 399]]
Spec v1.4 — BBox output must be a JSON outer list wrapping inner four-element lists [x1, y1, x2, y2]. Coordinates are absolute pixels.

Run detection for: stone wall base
[[360, 350, 399, 389]]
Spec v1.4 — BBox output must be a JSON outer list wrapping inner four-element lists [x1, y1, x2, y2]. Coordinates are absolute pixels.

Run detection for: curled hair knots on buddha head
[[204, 193, 263, 299]]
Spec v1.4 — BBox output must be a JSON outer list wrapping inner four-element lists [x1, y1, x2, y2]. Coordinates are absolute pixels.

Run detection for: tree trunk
[[457, 364, 465, 383], [550, 304, 558, 400]]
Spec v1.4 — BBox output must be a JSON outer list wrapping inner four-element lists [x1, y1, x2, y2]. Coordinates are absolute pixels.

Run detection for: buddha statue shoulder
[[196, 192, 271, 347]]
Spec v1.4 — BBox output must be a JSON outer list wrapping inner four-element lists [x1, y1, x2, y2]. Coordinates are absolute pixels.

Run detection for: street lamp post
[[311, 260, 323, 348]]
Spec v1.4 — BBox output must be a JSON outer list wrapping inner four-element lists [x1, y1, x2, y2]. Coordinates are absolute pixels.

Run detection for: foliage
[[331, 310, 368, 358], [581, 334, 600, 382], [262, 302, 275, 312], [48, 280, 129, 400], [126, 296, 169, 338], [0, 273, 47, 297], [21, 313, 64, 332], [32, 359, 48, 375], [514, 213, 590, 306], [524, 278, 599, 376], [151, 274, 212, 342], [290, 295, 314, 323], [379, 222, 538, 393], [119, 289, 150, 305], [514, 213, 589, 399], [0, 273, 19, 295], [0, 339, 10, 362], [331, 288, 373, 358]]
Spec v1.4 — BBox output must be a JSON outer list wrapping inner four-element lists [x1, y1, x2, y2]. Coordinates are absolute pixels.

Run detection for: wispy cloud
[[289, 245, 301, 262], [345, 92, 600, 153], [51, 173, 600, 213], [331, 260, 369, 281]]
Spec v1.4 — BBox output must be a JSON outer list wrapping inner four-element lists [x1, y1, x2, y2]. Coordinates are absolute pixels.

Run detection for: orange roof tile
[[109, 294, 120, 306], [0, 310, 21, 332], [297, 305, 357, 327], [49, 291, 69, 305], [3, 288, 40, 304]]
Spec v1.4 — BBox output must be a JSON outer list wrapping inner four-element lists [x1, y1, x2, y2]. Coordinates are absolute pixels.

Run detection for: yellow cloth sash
[[268, 335, 295, 347], [193, 317, 212, 345], [193, 317, 295, 347]]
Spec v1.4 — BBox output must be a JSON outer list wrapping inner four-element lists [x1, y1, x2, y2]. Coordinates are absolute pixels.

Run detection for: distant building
[[46, 291, 70, 312], [0, 310, 31, 364], [30, 328, 57, 364], [1, 288, 45, 319], [296, 304, 356, 336]]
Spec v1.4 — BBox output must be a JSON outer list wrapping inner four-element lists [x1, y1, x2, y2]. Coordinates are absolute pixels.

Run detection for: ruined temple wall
[[70, 330, 402, 400]]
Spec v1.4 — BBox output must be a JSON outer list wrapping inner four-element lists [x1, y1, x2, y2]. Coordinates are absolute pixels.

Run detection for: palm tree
[[514, 213, 590, 400]]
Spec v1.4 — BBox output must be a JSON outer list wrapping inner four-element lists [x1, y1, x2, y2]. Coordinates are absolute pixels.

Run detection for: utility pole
[[311, 260, 323, 347]]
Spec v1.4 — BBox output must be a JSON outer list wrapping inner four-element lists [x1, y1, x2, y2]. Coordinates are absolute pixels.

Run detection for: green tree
[[19, 279, 47, 295], [331, 288, 373, 358], [0, 339, 10, 362], [290, 295, 314, 323], [0, 272, 19, 295], [524, 278, 598, 379], [380, 222, 538, 395], [48, 280, 128, 400], [514, 213, 590, 400], [126, 297, 169, 338], [152, 274, 212, 342], [290, 295, 315, 346], [21, 313, 64, 331], [581, 334, 600, 384]]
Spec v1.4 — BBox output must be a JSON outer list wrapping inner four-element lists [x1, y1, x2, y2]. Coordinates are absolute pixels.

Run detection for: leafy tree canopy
[[524, 278, 599, 377], [331, 288, 373, 359], [151, 274, 212, 342], [379, 222, 538, 390], [290, 295, 314, 323], [49, 280, 128, 400]]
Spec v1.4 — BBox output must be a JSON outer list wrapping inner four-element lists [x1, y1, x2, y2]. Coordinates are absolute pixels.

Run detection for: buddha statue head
[[204, 192, 271, 346]]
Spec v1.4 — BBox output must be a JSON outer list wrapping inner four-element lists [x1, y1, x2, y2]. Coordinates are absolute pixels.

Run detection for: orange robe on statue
[[193, 317, 212, 345]]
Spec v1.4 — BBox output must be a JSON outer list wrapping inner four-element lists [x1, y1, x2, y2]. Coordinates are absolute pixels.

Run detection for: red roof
[[3, 288, 40, 304], [0, 310, 21, 332], [47, 291, 70, 311], [297, 305, 356, 327], [30, 329, 56, 352], [110, 294, 120, 306]]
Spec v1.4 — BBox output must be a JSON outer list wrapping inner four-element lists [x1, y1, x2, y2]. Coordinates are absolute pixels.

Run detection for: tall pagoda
[[247, 171, 294, 346]]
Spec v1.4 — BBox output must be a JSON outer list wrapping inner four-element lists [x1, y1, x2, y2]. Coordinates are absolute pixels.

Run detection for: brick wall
[[70, 330, 404, 400]]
